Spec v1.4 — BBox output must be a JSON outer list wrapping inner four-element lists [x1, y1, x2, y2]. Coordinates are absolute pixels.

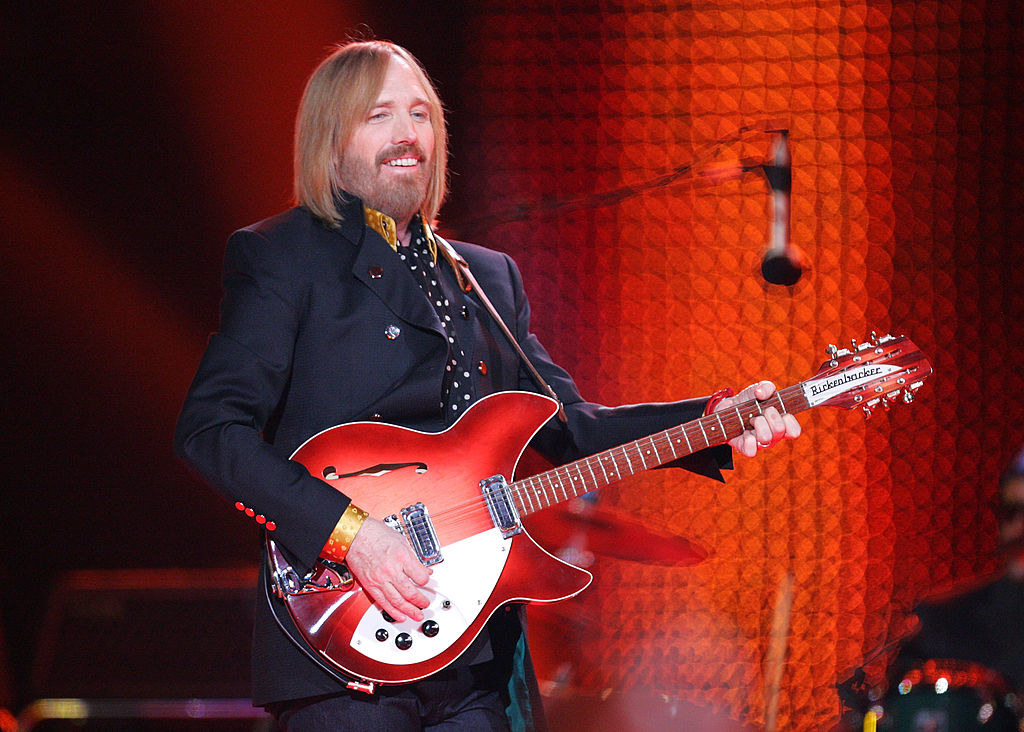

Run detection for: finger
[[754, 380, 777, 400], [762, 406, 787, 440], [750, 415, 774, 446], [381, 582, 426, 622], [404, 559, 432, 586], [363, 584, 408, 623], [393, 572, 431, 610], [782, 413, 802, 439], [730, 430, 757, 458]]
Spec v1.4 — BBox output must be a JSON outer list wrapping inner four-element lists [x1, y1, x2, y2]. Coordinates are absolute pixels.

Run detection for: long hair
[[293, 41, 448, 227]]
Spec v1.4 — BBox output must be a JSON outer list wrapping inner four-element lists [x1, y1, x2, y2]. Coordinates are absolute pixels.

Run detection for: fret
[[522, 478, 536, 514], [512, 486, 527, 516], [667, 430, 678, 459], [714, 411, 726, 440], [697, 418, 709, 447], [539, 474, 552, 507], [557, 469, 569, 501], [620, 445, 634, 475], [603, 453, 621, 481], [637, 442, 649, 470], [650, 436, 662, 464], [570, 467, 587, 497], [681, 427, 692, 453], [585, 459, 600, 490]]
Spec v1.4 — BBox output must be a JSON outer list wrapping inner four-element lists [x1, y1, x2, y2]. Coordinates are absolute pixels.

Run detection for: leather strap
[[435, 235, 568, 423]]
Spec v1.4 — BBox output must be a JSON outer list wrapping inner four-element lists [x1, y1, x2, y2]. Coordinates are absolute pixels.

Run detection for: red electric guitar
[[267, 333, 931, 689]]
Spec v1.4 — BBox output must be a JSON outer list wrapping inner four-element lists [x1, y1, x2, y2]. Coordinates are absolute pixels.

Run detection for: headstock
[[805, 332, 932, 417]]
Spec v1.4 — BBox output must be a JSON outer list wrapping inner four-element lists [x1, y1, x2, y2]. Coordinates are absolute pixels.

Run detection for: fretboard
[[509, 384, 810, 517]]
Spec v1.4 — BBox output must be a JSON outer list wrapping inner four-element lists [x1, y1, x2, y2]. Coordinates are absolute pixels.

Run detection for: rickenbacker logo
[[803, 363, 900, 406]]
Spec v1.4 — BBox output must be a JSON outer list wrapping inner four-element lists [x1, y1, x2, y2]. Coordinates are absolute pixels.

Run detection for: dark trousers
[[272, 664, 511, 731]]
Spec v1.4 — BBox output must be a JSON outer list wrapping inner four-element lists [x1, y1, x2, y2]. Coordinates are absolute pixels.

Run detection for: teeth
[[385, 158, 417, 167]]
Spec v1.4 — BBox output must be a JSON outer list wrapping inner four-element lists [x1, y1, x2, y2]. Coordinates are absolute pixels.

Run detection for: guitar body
[[269, 391, 593, 684]]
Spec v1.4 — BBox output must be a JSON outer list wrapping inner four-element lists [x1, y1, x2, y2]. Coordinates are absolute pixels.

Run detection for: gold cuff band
[[323, 502, 369, 562]]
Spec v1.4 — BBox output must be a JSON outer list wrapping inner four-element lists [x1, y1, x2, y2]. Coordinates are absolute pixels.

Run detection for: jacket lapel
[[339, 207, 446, 337]]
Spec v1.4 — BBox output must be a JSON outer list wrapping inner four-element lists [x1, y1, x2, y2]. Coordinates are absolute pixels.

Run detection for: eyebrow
[[371, 94, 431, 109]]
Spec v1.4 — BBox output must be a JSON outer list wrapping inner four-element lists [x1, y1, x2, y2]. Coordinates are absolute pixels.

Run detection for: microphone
[[760, 131, 805, 286]]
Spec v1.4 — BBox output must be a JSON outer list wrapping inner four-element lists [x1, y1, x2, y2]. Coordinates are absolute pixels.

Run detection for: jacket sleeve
[[501, 253, 733, 481], [174, 229, 349, 572]]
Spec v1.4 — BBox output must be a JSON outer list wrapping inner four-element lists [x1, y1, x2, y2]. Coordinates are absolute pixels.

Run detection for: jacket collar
[[334, 193, 445, 337]]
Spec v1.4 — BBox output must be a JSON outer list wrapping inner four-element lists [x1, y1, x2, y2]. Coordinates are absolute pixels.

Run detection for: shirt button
[[369, 413, 383, 421], [460, 305, 470, 319], [385, 325, 401, 340]]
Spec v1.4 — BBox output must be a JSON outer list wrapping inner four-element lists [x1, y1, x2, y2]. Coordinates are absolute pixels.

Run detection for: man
[[175, 40, 800, 731]]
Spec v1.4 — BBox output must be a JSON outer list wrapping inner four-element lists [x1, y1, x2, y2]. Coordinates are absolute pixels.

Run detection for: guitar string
[[416, 389, 797, 524], [395, 389, 804, 534]]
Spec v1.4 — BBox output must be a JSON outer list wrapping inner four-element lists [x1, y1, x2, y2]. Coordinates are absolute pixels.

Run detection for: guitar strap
[[434, 234, 568, 423]]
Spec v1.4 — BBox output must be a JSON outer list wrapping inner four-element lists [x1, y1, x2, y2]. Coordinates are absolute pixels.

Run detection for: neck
[[396, 217, 413, 247]]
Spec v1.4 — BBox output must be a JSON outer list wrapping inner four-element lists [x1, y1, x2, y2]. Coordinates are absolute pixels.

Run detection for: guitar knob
[[395, 633, 413, 650], [421, 620, 440, 637], [375, 629, 389, 642], [382, 610, 396, 623]]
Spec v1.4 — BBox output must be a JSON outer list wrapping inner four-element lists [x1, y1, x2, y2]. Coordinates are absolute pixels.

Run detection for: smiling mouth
[[383, 157, 419, 167]]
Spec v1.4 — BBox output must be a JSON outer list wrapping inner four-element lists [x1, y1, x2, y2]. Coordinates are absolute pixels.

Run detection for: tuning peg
[[850, 338, 858, 351], [862, 404, 875, 419], [901, 389, 915, 404], [826, 344, 838, 358]]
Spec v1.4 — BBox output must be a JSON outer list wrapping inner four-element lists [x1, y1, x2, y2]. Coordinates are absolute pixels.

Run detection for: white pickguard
[[349, 528, 510, 665]]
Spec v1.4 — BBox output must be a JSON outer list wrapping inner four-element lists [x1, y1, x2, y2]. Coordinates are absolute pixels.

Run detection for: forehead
[[374, 55, 429, 104]]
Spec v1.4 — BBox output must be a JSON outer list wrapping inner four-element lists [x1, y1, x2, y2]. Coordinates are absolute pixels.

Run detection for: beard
[[339, 144, 430, 224]]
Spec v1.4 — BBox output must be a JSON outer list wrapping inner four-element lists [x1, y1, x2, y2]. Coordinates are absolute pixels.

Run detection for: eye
[[411, 109, 430, 122], [368, 111, 389, 123]]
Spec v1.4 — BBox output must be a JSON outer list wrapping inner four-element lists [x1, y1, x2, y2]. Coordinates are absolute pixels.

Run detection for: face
[[339, 55, 435, 225]]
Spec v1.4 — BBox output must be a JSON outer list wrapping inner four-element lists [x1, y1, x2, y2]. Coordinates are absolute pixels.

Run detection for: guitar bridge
[[384, 503, 443, 566], [480, 475, 522, 538]]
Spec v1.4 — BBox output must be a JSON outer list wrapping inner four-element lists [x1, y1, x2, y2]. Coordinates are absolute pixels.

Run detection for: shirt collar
[[362, 206, 438, 262]]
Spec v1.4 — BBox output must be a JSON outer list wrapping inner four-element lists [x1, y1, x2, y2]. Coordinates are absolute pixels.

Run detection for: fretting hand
[[714, 380, 801, 457]]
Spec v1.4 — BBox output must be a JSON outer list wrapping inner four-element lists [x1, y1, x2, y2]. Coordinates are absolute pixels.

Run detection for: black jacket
[[175, 197, 730, 710]]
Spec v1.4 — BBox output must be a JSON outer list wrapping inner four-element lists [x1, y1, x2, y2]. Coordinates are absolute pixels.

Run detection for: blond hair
[[294, 41, 448, 227]]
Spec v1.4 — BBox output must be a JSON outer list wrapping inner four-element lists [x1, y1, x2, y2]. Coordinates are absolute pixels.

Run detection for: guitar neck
[[509, 384, 810, 518]]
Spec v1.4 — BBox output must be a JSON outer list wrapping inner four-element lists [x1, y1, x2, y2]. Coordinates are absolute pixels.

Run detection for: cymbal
[[523, 503, 708, 566]]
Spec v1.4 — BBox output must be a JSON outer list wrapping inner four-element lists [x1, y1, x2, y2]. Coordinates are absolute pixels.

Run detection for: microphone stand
[[449, 124, 806, 285]]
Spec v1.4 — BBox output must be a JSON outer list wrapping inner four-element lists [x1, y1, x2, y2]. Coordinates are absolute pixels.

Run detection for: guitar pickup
[[385, 503, 443, 566], [480, 475, 522, 539]]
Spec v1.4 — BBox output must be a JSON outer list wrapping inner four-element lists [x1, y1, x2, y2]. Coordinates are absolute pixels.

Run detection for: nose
[[391, 112, 418, 145]]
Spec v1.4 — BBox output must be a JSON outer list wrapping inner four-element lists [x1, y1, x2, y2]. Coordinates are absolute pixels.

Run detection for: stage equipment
[[759, 130, 805, 286], [456, 124, 807, 285]]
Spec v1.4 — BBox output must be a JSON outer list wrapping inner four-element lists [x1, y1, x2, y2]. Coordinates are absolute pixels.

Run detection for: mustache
[[376, 144, 426, 166]]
